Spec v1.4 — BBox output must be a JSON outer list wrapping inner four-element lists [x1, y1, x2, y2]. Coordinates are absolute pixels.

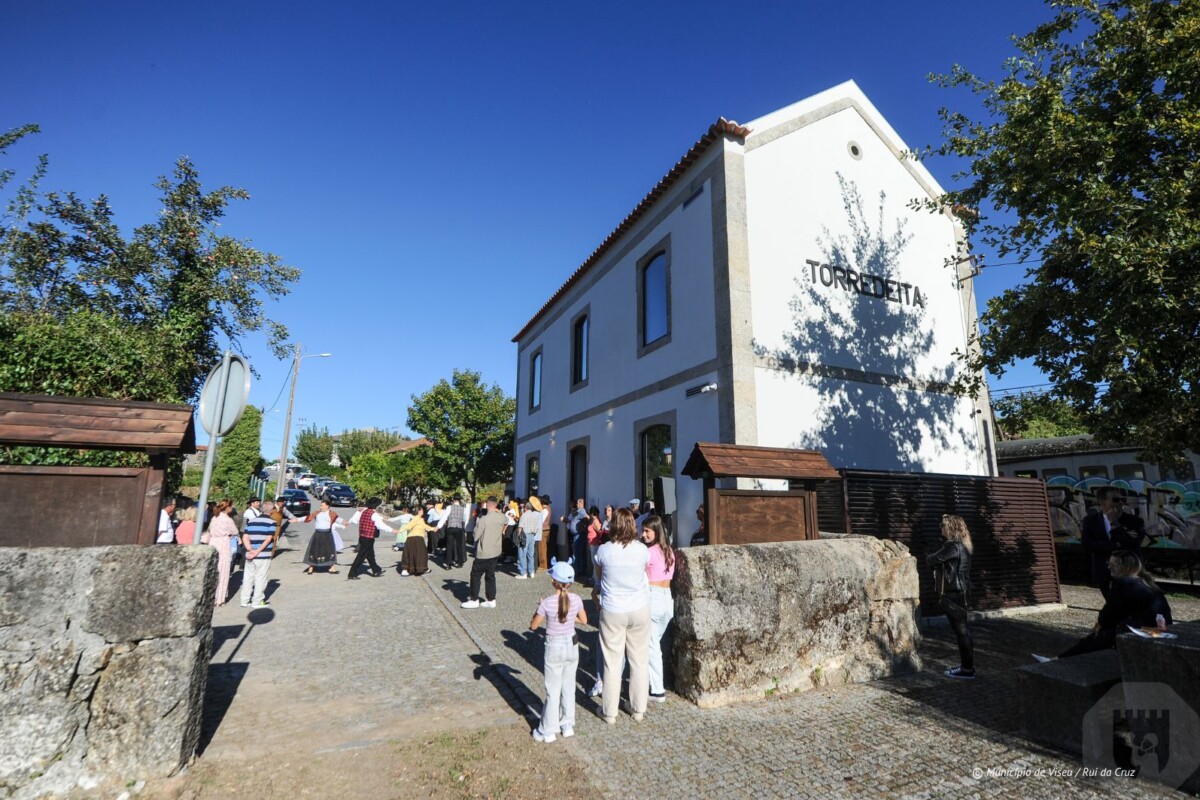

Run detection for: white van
[[296, 473, 318, 490]]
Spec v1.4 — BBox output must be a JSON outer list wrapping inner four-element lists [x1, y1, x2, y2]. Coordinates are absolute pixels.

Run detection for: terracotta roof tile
[[385, 437, 432, 454], [512, 117, 751, 343]]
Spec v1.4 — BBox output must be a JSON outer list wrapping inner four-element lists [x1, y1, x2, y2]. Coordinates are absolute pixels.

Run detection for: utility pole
[[275, 345, 332, 495], [276, 344, 301, 497]]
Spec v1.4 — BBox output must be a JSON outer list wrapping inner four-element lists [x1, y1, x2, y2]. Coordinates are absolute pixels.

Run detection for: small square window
[[1113, 463, 1145, 481]]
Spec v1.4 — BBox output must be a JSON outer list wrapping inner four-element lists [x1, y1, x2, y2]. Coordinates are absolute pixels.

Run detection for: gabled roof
[[681, 442, 840, 481], [511, 117, 751, 343], [385, 437, 432, 454]]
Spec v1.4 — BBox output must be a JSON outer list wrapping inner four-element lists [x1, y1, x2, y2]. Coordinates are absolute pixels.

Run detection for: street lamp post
[[276, 344, 331, 495]]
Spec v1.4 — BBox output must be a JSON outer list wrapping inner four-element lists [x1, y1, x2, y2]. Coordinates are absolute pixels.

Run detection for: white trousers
[[599, 603, 650, 719], [240, 556, 271, 605], [648, 586, 675, 695]]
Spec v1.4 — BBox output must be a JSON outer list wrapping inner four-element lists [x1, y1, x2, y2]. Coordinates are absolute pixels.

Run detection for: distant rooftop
[[995, 434, 1137, 462]]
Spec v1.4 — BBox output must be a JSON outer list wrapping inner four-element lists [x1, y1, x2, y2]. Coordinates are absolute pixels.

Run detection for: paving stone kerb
[[672, 536, 922, 707], [0, 545, 215, 799]]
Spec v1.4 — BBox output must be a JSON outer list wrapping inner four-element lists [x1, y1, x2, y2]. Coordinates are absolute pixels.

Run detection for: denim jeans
[[648, 586, 675, 694], [517, 535, 538, 577], [537, 634, 579, 736]]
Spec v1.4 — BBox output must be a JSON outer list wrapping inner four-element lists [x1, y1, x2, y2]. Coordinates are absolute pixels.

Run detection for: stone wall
[[0, 545, 216, 799], [671, 535, 921, 707]]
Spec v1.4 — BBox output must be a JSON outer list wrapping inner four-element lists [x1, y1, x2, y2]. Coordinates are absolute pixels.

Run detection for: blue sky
[[3, 1, 1054, 457]]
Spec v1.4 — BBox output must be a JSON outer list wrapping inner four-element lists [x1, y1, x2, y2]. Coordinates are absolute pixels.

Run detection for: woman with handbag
[[926, 514, 975, 680]]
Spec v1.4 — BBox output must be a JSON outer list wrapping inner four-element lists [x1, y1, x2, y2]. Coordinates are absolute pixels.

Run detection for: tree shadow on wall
[[754, 176, 972, 472]]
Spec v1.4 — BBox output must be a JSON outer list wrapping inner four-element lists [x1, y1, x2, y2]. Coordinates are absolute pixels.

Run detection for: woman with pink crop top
[[641, 515, 675, 703]]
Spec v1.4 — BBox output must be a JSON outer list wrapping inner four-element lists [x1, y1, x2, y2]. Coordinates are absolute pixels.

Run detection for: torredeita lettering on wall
[[805, 258, 926, 308]]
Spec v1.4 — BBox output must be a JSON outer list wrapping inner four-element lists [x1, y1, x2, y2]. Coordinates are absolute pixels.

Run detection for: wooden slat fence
[[816, 470, 1061, 615]]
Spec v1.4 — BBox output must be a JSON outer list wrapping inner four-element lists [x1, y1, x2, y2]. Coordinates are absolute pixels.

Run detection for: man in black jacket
[[1080, 487, 1147, 599]]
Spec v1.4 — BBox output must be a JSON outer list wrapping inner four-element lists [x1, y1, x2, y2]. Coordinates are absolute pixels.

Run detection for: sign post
[[195, 353, 251, 534]]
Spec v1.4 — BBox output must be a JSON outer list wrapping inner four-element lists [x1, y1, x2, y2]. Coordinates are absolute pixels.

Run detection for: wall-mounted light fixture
[[686, 382, 718, 398]]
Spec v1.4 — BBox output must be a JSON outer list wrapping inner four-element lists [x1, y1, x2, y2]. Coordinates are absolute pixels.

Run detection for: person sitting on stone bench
[[1035, 551, 1172, 662]]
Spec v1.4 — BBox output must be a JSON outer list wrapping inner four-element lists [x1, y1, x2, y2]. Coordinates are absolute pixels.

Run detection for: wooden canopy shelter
[[681, 442, 841, 545], [0, 392, 196, 547]]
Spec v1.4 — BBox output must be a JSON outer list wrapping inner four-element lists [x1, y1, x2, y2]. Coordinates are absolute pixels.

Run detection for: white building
[[512, 81, 996, 541]]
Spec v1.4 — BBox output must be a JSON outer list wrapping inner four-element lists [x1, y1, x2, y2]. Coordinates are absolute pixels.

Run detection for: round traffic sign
[[199, 354, 251, 436]]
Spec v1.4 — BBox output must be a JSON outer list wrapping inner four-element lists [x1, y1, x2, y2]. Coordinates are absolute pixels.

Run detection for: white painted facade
[[513, 82, 995, 542]]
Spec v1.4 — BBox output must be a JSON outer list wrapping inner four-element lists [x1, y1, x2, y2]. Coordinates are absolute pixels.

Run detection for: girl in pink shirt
[[529, 561, 588, 743], [642, 516, 676, 702]]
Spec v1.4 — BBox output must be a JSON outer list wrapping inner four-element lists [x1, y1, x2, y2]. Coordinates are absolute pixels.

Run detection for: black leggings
[[941, 593, 974, 671], [1059, 627, 1117, 659]]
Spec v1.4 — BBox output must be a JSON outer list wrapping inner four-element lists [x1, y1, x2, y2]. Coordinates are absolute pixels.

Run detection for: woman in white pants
[[591, 507, 650, 724], [641, 515, 676, 702]]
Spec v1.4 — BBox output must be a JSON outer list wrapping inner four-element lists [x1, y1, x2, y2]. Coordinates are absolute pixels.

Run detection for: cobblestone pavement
[[200, 526, 516, 761], [201, 520, 1198, 799], [422, 547, 1200, 800]]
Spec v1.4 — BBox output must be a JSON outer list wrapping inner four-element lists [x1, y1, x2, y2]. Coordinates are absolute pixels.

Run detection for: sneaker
[[944, 667, 976, 680], [253, 601, 270, 609], [481, 599, 497, 608], [560, 727, 575, 739], [239, 601, 252, 608], [461, 599, 481, 609], [589, 682, 603, 698], [400, 569, 410, 576], [531, 729, 556, 743], [649, 692, 666, 703], [1032, 653, 1054, 664], [631, 712, 644, 722], [347, 575, 360, 580], [514, 574, 528, 580]]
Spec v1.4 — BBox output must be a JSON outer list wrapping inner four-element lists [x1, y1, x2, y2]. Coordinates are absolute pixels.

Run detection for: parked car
[[296, 472, 318, 490], [324, 484, 357, 506], [312, 477, 335, 498], [280, 489, 311, 517]]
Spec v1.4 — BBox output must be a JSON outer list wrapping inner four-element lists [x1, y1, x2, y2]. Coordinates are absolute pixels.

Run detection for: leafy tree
[[293, 423, 335, 470], [0, 126, 300, 404], [924, 0, 1200, 460], [0, 126, 299, 492], [345, 450, 393, 499], [335, 428, 404, 468], [993, 392, 1089, 440], [391, 444, 452, 507], [212, 405, 264, 497], [406, 369, 515, 501]]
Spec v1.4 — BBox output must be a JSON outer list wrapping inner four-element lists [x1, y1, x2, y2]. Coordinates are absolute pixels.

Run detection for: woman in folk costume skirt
[[302, 501, 340, 574], [400, 514, 433, 576]]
